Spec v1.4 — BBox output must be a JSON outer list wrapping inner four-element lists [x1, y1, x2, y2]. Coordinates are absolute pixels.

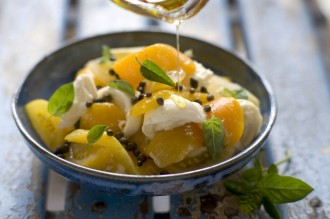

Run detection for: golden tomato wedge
[[146, 123, 204, 168], [80, 102, 125, 132], [65, 129, 138, 174], [207, 97, 244, 146], [113, 43, 196, 88], [25, 99, 73, 151], [130, 90, 173, 116]]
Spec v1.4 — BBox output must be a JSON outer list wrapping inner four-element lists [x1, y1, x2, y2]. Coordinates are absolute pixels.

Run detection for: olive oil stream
[[111, 0, 208, 89]]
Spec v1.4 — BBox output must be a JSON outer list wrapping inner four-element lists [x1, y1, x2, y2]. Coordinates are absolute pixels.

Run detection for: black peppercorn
[[200, 86, 208, 93], [206, 94, 214, 101], [131, 96, 139, 104], [126, 142, 137, 151], [157, 97, 164, 105], [114, 132, 124, 140], [194, 98, 202, 105], [137, 160, 144, 166], [190, 77, 199, 88], [137, 86, 144, 93], [138, 93, 144, 101], [133, 149, 140, 157], [106, 129, 114, 136], [119, 137, 129, 145], [137, 154, 147, 162], [189, 88, 195, 94], [109, 68, 116, 75], [204, 105, 211, 112]]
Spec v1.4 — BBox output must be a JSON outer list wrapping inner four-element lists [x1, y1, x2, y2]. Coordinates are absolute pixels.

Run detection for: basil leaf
[[203, 117, 225, 161], [138, 59, 176, 87], [223, 88, 248, 100], [259, 173, 314, 204], [223, 179, 247, 195], [100, 45, 112, 64], [262, 197, 281, 219], [48, 82, 74, 116], [109, 80, 135, 97], [241, 159, 263, 184], [267, 164, 279, 175], [87, 125, 108, 144], [240, 193, 263, 214]]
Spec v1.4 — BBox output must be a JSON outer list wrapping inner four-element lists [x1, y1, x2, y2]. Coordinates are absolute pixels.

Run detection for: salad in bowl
[[12, 32, 275, 195]]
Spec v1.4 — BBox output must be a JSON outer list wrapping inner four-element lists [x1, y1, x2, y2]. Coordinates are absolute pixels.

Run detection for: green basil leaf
[[223, 88, 248, 100], [223, 179, 247, 195], [109, 79, 135, 97], [100, 45, 112, 64], [138, 59, 176, 87], [241, 169, 261, 185], [262, 197, 281, 219], [240, 193, 263, 214], [267, 164, 279, 175], [48, 82, 74, 116], [259, 173, 314, 204], [87, 125, 108, 144], [203, 117, 225, 161]]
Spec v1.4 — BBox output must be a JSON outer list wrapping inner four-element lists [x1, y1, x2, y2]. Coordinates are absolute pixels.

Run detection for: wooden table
[[1, 0, 329, 218]]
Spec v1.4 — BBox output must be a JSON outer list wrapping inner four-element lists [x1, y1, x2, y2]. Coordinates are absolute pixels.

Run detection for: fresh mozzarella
[[60, 73, 97, 128], [97, 87, 141, 137], [142, 97, 206, 139], [237, 99, 263, 146]]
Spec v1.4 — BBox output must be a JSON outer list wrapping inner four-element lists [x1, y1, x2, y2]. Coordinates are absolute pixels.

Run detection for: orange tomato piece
[[80, 102, 125, 132], [146, 123, 204, 168], [113, 43, 196, 88], [207, 97, 244, 147]]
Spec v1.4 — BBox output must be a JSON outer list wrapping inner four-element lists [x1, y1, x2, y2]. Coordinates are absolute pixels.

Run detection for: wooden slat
[[238, 0, 330, 216], [65, 183, 154, 218], [0, 0, 67, 218], [77, 0, 148, 38], [158, 0, 233, 49]]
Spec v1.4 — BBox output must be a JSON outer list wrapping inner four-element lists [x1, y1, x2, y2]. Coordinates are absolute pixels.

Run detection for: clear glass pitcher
[[111, 0, 209, 23]]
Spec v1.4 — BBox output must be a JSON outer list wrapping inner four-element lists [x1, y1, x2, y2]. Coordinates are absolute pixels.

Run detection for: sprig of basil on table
[[87, 125, 108, 144], [136, 58, 176, 87], [48, 82, 74, 116], [224, 157, 314, 218]]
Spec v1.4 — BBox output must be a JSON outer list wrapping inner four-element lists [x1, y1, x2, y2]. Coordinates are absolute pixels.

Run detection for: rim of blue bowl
[[12, 30, 276, 183]]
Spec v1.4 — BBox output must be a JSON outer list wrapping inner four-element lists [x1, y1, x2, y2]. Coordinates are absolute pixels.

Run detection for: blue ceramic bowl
[[12, 31, 276, 195]]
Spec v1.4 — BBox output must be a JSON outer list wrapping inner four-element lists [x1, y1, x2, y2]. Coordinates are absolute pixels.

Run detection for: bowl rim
[[12, 30, 276, 183]]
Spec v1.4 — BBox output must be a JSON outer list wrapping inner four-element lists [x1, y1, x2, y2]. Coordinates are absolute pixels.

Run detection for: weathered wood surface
[[0, 0, 67, 218], [1, 0, 330, 218], [238, 0, 330, 217]]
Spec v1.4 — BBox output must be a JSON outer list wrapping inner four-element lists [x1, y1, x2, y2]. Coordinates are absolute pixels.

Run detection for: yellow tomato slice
[[25, 99, 73, 151], [130, 90, 173, 116], [65, 129, 138, 174]]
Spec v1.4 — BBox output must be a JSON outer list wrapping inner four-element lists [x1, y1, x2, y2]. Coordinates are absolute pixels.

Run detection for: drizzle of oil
[[175, 19, 183, 92]]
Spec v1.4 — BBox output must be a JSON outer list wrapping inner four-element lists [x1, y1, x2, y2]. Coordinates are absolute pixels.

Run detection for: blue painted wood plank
[[64, 182, 154, 219], [238, 0, 330, 217]]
